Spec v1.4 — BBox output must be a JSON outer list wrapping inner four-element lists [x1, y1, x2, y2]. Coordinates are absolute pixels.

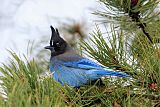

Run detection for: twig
[[129, 11, 153, 43]]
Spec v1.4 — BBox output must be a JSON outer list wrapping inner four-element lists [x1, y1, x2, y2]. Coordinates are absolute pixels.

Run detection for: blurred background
[[0, 0, 100, 63]]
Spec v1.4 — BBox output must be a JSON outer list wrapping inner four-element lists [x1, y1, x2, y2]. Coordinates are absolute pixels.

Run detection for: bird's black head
[[45, 26, 67, 56]]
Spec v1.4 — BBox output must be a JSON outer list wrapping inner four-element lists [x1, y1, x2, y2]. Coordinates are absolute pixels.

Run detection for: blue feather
[[91, 70, 129, 77], [63, 58, 103, 69], [49, 57, 129, 87]]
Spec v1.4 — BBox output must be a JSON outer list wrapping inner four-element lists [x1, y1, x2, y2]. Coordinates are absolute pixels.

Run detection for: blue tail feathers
[[94, 70, 129, 77]]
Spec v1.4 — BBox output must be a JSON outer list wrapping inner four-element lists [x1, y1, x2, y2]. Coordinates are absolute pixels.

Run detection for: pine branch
[[128, 0, 153, 43], [96, 0, 159, 43], [82, 26, 133, 72]]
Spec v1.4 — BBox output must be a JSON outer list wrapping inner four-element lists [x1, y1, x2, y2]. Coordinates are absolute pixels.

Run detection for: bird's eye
[[56, 42, 60, 47]]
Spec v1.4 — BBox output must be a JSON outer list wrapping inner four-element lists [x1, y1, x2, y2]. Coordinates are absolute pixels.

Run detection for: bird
[[45, 26, 129, 87]]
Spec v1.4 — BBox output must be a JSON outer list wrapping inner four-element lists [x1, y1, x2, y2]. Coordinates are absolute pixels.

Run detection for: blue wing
[[50, 58, 129, 87], [62, 58, 103, 69], [51, 65, 129, 87]]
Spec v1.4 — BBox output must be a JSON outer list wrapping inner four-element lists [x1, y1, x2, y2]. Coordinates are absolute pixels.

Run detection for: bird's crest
[[50, 26, 60, 46]]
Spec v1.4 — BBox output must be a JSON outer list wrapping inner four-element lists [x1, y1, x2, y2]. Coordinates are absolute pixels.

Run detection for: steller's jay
[[45, 26, 129, 87]]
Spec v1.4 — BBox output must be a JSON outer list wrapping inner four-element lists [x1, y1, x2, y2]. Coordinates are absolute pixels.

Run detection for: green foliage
[[0, 52, 66, 107], [0, 0, 160, 106], [0, 51, 159, 106], [0, 52, 131, 106], [95, 0, 160, 32], [82, 26, 133, 72], [81, 25, 160, 106]]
